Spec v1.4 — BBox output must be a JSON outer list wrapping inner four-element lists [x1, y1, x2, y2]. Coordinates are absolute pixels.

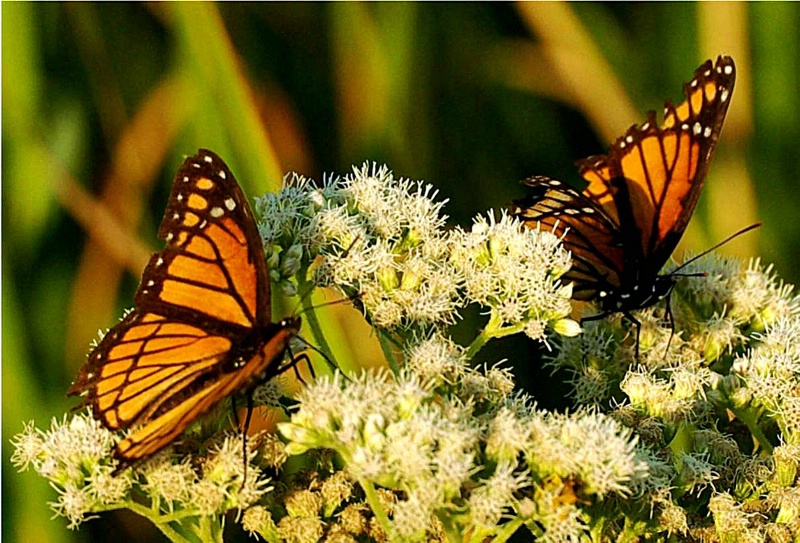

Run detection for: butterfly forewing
[[137, 149, 271, 330], [583, 57, 735, 277], [69, 149, 299, 468]]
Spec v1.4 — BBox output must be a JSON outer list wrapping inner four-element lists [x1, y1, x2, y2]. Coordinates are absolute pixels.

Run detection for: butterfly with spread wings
[[512, 56, 737, 345], [69, 149, 301, 468]]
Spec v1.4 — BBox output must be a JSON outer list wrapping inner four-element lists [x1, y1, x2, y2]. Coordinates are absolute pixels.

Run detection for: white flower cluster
[[541, 252, 800, 537], [10, 413, 128, 529], [450, 211, 577, 341], [256, 163, 578, 337], [11, 411, 274, 532], [279, 357, 648, 539]]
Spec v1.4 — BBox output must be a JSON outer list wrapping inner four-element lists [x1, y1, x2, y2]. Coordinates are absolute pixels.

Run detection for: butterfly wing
[[580, 56, 736, 278], [137, 148, 271, 329], [514, 56, 736, 297], [69, 149, 293, 465], [109, 315, 298, 462]]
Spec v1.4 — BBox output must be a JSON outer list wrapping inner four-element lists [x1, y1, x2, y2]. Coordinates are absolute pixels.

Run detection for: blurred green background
[[3, 3, 798, 542]]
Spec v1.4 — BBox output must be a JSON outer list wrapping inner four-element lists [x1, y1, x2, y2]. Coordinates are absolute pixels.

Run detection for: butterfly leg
[[229, 394, 254, 483], [291, 352, 315, 383], [622, 311, 642, 360], [664, 294, 676, 354]]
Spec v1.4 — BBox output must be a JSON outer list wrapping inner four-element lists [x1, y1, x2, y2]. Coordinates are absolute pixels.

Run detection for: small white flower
[[467, 462, 527, 529], [450, 211, 573, 339]]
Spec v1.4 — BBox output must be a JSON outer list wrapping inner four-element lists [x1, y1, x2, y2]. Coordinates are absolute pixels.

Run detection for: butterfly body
[[513, 57, 736, 337], [69, 149, 299, 467]]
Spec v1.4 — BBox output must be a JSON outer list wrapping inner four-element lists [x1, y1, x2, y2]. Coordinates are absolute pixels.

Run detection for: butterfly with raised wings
[[512, 56, 737, 343], [69, 149, 301, 468]]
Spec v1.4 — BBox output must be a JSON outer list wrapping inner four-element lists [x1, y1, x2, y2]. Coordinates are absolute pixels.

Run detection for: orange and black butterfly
[[69, 149, 301, 468], [512, 56, 736, 340]]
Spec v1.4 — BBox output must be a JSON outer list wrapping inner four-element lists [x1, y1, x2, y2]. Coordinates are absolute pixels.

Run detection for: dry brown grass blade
[[516, 2, 638, 145], [64, 73, 197, 369]]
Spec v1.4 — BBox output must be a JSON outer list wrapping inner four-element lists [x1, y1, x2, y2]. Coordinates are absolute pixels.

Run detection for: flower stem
[[729, 404, 773, 454], [359, 477, 395, 540], [297, 270, 339, 371], [464, 313, 525, 360], [125, 502, 193, 543], [490, 517, 523, 542]]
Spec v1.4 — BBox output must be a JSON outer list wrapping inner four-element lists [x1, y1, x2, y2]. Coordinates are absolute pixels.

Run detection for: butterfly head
[[281, 315, 302, 332]]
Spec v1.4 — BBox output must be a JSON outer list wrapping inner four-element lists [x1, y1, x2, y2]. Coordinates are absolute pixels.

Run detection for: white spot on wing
[[224, 198, 236, 210], [210, 207, 224, 218], [219, 170, 227, 180], [203, 155, 213, 163]]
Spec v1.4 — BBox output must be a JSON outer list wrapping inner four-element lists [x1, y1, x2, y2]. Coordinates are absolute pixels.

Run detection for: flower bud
[[377, 266, 399, 291], [552, 318, 581, 338]]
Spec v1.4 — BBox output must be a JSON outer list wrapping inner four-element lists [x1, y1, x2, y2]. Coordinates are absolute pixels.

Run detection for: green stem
[[464, 312, 525, 361], [464, 328, 492, 362], [436, 511, 465, 543], [490, 517, 524, 542], [301, 293, 339, 369], [359, 477, 395, 540], [125, 501, 194, 543], [297, 270, 339, 372]]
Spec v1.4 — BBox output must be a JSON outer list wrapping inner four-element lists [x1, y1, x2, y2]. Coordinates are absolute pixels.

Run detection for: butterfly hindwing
[[111, 316, 299, 462], [513, 176, 624, 300], [71, 312, 233, 428]]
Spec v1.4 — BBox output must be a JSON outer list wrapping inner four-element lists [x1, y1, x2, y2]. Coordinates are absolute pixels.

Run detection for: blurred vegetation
[[3, 3, 798, 542]]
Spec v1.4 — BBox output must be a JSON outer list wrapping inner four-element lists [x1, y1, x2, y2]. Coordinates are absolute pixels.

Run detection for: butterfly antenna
[[296, 295, 358, 316], [671, 223, 761, 275]]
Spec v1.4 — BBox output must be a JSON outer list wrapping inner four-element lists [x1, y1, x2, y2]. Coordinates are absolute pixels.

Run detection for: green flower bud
[[377, 266, 399, 291], [552, 318, 581, 338]]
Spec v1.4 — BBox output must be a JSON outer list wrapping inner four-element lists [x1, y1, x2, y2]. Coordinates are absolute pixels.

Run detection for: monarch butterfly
[[68, 149, 301, 468], [512, 56, 736, 348]]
